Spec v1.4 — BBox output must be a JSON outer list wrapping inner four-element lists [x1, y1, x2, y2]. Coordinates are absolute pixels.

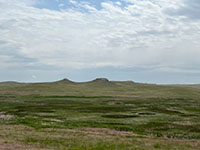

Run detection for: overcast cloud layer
[[0, 0, 200, 83]]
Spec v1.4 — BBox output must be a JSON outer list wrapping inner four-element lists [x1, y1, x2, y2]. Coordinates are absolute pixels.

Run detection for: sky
[[0, 0, 200, 84]]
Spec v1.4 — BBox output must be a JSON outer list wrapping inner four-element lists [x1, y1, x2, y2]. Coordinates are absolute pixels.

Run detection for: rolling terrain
[[0, 78, 200, 150]]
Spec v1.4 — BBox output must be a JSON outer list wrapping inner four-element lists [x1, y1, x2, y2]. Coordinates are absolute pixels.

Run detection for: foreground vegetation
[[0, 79, 200, 149]]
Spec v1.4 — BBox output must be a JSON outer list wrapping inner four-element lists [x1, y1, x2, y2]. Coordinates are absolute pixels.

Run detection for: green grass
[[0, 80, 200, 149]]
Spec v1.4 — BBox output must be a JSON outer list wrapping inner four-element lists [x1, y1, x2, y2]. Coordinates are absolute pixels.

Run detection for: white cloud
[[164, 0, 200, 20], [69, 0, 77, 5], [0, 0, 37, 6], [59, 3, 65, 7], [0, 0, 200, 74], [32, 75, 37, 79]]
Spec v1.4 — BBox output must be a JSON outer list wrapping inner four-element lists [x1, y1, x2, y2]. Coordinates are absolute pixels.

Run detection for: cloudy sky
[[0, 0, 200, 84]]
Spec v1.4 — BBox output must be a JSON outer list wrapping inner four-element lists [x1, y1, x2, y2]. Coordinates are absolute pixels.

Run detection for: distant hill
[[91, 78, 110, 83], [56, 78, 74, 83], [0, 81, 19, 84], [0, 78, 200, 100]]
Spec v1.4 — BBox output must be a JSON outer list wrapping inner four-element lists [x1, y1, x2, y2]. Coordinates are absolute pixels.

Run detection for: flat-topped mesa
[[57, 78, 73, 83], [92, 78, 110, 83]]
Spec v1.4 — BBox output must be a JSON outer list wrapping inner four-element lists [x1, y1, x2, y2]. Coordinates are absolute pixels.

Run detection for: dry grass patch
[[1, 125, 200, 149]]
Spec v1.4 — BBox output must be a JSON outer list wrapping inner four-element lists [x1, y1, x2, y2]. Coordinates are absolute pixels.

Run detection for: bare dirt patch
[[0, 112, 14, 121], [79, 127, 138, 137], [46, 127, 139, 138]]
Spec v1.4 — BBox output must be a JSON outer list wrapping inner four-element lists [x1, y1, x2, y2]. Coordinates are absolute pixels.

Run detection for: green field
[[0, 78, 200, 149]]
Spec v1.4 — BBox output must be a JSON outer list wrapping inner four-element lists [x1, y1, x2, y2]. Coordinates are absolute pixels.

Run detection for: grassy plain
[[0, 79, 200, 149]]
